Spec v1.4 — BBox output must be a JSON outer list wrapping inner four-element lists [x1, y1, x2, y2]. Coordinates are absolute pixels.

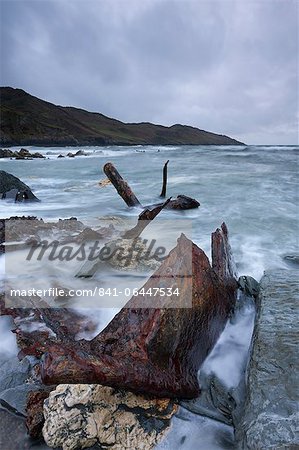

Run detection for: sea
[[0, 144, 298, 449]]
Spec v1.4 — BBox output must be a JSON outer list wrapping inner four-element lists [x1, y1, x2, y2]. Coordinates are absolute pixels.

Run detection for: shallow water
[[1, 144, 298, 280]]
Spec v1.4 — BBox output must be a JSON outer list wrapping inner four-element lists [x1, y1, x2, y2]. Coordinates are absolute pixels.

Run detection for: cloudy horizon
[[0, 0, 298, 145]]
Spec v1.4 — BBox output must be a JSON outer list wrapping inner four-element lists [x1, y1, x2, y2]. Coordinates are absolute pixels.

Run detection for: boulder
[[0, 409, 31, 450], [19, 148, 30, 156], [41, 224, 237, 399], [0, 148, 45, 159], [42, 384, 178, 450], [0, 170, 40, 202], [0, 148, 18, 158], [74, 150, 87, 156], [31, 152, 44, 158], [238, 275, 259, 299], [235, 270, 299, 449]]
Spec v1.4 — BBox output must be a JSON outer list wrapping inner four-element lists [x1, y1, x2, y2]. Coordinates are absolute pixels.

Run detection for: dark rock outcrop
[[0, 170, 40, 202], [41, 224, 237, 399], [0, 148, 45, 159]]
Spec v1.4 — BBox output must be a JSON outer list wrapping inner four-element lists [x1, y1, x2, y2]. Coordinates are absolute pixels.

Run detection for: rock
[[0, 355, 46, 417], [41, 224, 237, 399], [0, 357, 31, 393], [165, 195, 200, 210], [0, 383, 44, 416], [0, 170, 40, 202], [43, 384, 178, 450], [31, 152, 44, 158], [67, 152, 75, 157], [19, 148, 30, 156], [0, 148, 18, 158], [0, 148, 45, 159], [1, 216, 86, 250], [74, 150, 87, 156], [0, 409, 31, 450], [238, 275, 259, 298], [235, 270, 299, 449], [57, 154, 65, 158]]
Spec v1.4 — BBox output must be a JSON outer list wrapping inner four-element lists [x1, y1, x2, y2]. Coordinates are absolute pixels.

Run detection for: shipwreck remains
[[103, 161, 200, 211], [40, 223, 237, 399]]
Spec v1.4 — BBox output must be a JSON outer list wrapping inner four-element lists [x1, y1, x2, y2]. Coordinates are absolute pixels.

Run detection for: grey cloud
[[0, 0, 297, 144]]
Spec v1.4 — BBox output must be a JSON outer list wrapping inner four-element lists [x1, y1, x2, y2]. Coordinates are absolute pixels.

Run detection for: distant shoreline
[[0, 87, 244, 147]]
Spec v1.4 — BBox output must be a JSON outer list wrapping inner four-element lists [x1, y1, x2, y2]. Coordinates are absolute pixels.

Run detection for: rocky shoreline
[[0, 208, 298, 449], [0, 213, 252, 449]]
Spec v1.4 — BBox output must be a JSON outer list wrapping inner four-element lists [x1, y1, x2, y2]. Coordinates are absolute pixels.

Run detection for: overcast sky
[[0, 0, 298, 144]]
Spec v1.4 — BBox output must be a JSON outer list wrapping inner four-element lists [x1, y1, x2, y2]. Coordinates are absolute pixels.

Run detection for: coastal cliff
[[0, 87, 243, 147]]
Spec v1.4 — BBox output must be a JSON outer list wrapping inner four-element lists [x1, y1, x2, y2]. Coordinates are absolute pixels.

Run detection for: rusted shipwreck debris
[[38, 223, 237, 399], [1, 223, 237, 402], [103, 161, 200, 210]]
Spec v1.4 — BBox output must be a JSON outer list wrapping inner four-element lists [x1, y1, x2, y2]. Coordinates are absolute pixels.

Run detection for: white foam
[[0, 316, 18, 357]]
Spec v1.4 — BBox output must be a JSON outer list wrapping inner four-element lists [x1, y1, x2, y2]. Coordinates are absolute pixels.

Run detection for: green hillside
[[0, 87, 243, 146]]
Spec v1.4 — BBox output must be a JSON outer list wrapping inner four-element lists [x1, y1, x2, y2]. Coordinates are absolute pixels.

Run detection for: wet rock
[[66, 152, 75, 157], [0, 357, 31, 392], [41, 224, 237, 399], [31, 152, 44, 159], [0, 409, 31, 450], [164, 195, 200, 210], [1, 216, 86, 250], [238, 276, 259, 298], [57, 154, 65, 158], [0, 170, 40, 202], [74, 150, 88, 156], [0, 383, 44, 416], [235, 270, 299, 449], [19, 148, 30, 156], [0, 355, 46, 417], [43, 384, 178, 450], [0, 148, 18, 158], [0, 148, 45, 159]]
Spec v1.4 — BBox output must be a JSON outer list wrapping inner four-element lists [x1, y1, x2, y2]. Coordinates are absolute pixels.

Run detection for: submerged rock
[[0, 170, 40, 202], [235, 269, 299, 449], [43, 384, 178, 450]]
